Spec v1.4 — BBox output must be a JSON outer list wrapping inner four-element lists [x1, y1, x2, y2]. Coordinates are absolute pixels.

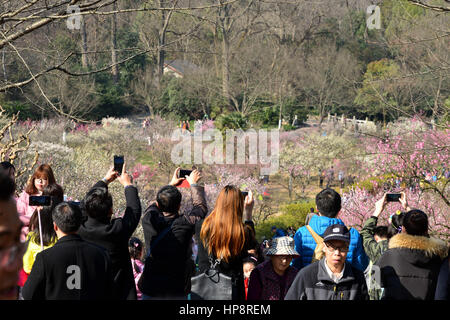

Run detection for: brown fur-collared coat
[[376, 233, 448, 300]]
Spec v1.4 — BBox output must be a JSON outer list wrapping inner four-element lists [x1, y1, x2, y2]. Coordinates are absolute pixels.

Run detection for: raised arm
[[184, 169, 208, 224], [361, 193, 386, 262], [116, 162, 142, 238], [243, 190, 255, 233]]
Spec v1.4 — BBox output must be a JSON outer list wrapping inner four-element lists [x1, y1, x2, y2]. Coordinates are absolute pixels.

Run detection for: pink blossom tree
[[363, 116, 449, 206]]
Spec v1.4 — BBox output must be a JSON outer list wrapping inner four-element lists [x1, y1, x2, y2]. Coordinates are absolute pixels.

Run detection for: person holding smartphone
[[360, 192, 410, 299], [78, 161, 142, 300], [362, 192, 411, 261], [139, 167, 206, 300], [19, 184, 64, 288], [16, 164, 57, 242]]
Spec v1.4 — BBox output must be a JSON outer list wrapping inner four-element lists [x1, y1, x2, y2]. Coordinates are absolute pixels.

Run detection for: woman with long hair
[[195, 185, 254, 300], [19, 183, 63, 287], [16, 164, 57, 241]]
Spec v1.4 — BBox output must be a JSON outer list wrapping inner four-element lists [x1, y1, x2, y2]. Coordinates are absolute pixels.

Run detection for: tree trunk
[[221, 28, 231, 105], [219, 4, 232, 109], [157, 8, 167, 88], [212, 26, 220, 78], [111, 2, 119, 83], [1, 48, 6, 81], [81, 17, 89, 69]]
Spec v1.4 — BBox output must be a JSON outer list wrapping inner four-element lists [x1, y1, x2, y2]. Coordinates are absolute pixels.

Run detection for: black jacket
[[195, 219, 255, 301], [435, 256, 449, 300], [377, 233, 448, 300], [285, 258, 369, 300], [22, 234, 113, 300], [139, 185, 207, 298], [78, 181, 142, 300]]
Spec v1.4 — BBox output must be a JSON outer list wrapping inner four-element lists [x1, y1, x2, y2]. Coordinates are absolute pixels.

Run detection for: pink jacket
[[131, 259, 144, 300], [16, 191, 38, 241]]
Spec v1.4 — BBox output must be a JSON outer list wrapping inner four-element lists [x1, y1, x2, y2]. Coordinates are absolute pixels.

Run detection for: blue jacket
[[291, 215, 369, 272]]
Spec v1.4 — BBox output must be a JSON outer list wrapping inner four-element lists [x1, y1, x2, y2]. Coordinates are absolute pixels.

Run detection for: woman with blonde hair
[[194, 185, 254, 300]]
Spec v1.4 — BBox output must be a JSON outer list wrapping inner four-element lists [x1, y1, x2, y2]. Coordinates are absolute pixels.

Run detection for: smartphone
[[29, 195, 51, 206], [114, 155, 124, 175], [241, 191, 248, 198], [177, 169, 193, 179], [386, 193, 401, 202]]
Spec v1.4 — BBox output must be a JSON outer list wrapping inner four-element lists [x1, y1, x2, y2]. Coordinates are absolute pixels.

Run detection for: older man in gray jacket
[[285, 224, 369, 300]]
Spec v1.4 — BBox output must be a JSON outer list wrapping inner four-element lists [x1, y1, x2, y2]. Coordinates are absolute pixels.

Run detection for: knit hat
[[265, 236, 299, 257]]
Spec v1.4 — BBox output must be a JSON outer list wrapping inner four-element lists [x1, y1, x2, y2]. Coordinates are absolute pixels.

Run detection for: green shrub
[[1, 100, 38, 120], [255, 200, 315, 240], [215, 112, 248, 131], [282, 124, 296, 131], [250, 106, 279, 128]]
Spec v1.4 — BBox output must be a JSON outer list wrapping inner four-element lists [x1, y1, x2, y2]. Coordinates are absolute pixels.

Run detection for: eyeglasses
[[325, 243, 349, 253], [0, 242, 27, 270]]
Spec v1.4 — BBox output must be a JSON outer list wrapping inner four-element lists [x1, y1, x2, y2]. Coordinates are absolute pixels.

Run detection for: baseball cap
[[322, 224, 350, 243]]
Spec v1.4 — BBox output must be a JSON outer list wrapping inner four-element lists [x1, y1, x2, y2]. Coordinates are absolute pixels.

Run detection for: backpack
[[306, 225, 325, 262]]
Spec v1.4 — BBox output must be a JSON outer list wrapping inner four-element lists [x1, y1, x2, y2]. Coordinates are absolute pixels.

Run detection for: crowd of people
[[0, 160, 448, 301]]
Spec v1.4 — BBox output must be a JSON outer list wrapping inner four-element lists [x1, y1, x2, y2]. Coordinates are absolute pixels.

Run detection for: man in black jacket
[[78, 164, 141, 300], [377, 209, 448, 300], [22, 202, 113, 300], [285, 224, 369, 300], [139, 167, 207, 299]]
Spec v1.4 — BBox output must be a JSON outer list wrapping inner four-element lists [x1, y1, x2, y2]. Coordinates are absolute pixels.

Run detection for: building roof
[[164, 59, 200, 76]]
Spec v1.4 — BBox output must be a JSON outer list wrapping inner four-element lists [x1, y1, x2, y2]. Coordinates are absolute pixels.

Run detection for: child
[[243, 256, 257, 300], [129, 237, 144, 300]]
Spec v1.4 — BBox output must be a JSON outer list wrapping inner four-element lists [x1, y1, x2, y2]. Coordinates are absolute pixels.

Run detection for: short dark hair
[[374, 226, 388, 239], [315, 188, 341, 218], [242, 256, 257, 266], [128, 237, 143, 260], [0, 171, 15, 201], [403, 209, 428, 236], [156, 185, 181, 214], [42, 183, 64, 207], [0, 161, 15, 171], [84, 187, 112, 219], [52, 202, 82, 234], [387, 211, 405, 238]]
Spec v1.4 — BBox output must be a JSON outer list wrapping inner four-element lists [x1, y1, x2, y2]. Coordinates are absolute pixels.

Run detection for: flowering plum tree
[[364, 116, 449, 206]]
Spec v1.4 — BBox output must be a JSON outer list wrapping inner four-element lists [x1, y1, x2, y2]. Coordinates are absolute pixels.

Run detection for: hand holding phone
[[114, 155, 124, 176], [29, 195, 51, 206], [170, 167, 185, 187], [386, 193, 401, 202], [177, 169, 193, 179], [117, 162, 132, 187]]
